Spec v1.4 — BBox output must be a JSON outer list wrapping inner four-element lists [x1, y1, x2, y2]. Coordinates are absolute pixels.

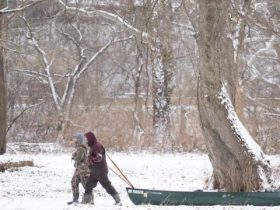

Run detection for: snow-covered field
[[1, 150, 280, 210]]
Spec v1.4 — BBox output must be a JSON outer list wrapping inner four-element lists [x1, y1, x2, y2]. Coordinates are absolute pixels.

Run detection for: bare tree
[[13, 15, 133, 141], [57, 0, 176, 148], [148, 0, 174, 149], [0, 0, 43, 154], [131, 40, 146, 145], [197, 0, 271, 191], [0, 1, 6, 154], [237, 0, 280, 153]]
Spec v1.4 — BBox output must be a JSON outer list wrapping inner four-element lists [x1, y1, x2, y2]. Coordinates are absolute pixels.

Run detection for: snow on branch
[[218, 83, 271, 188], [248, 35, 277, 67], [74, 39, 113, 78], [57, 23, 83, 48], [22, 17, 61, 110], [245, 93, 280, 115], [247, 64, 280, 89], [7, 100, 45, 133], [74, 35, 135, 78], [218, 83, 265, 162], [264, 113, 280, 117], [10, 68, 48, 83], [57, 0, 148, 39], [227, 19, 241, 63], [0, 0, 43, 14]]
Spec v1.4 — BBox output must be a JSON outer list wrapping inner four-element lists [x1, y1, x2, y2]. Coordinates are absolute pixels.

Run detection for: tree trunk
[[133, 42, 145, 145], [151, 37, 172, 149], [150, 1, 173, 150], [0, 1, 6, 155], [197, 0, 271, 191], [233, 0, 252, 124]]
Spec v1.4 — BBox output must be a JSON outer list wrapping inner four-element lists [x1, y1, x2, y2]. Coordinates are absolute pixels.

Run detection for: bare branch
[[21, 16, 61, 110], [75, 39, 113, 78], [10, 68, 48, 83], [264, 113, 280, 118], [75, 35, 134, 78], [0, 0, 44, 14], [246, 93, 280, 115], [57, 23, 83, 48], [6, 100, 46, 134], [57, 0, 148, 39]]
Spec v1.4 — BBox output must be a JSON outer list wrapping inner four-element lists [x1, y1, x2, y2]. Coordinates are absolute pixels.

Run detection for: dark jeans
[[85, 166, 117, 196]]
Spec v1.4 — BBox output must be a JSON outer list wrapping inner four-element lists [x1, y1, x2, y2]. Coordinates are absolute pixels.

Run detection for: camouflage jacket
[[71, 144, 88, 171]]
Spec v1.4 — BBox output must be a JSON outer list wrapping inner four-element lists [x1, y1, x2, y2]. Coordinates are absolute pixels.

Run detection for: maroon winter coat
[[85, 132, 107, 169]]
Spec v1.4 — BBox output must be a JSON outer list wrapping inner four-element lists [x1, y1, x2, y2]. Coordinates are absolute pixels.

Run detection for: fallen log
[[0, 160, 34, 172]]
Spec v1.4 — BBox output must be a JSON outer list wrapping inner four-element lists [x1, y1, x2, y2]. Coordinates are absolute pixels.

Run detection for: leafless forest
[[2, 0, 280, 155]]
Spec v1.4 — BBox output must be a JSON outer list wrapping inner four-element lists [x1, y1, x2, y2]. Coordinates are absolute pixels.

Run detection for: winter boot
[[81, 193, 94, 204], [112, 193, 121, 205], [67, 193, 79, 205]]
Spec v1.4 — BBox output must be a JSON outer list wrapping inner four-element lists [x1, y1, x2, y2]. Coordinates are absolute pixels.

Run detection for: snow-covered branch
[[22, 17, 61, 110], [75, 35, 135, 78], [218, 83, 265, 162], [0, 0, 43, 14], [218, 83, 272, 189], [264, 113, 280, 117], [7, 100, 45, 133], [57, 23, 83, 48], [245, 93, 280, 115], [248, 35, 277, 67], [57, 0, 148, 39], [75, 39, 113, 78], [249, 64, 280, 89], [10, 68, 48, 83]]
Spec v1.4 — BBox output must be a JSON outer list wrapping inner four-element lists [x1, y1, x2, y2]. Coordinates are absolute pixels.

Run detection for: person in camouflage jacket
[[67, 133, 90, 205]]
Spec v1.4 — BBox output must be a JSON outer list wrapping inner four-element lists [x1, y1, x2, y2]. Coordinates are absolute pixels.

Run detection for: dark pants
[[85, 166, 117, 196]]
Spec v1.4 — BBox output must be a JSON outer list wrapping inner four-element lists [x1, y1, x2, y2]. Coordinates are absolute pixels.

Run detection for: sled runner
[[126, 187, 280, 206]]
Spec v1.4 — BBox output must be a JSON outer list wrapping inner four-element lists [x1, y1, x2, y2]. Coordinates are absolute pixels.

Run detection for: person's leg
[[68, 170, 80, 204], [84, 173, 98, 194], [99, 174, 117, 195], [82, 172, 98, 204], [98, 173, 120, 204], [80, 173, 90, 190]]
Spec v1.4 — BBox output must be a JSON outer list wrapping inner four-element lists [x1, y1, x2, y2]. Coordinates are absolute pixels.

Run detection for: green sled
[[126, 187, 280, 206]]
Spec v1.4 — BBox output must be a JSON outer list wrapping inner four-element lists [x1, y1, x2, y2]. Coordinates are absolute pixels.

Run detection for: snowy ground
[[1, 150, 280, 210]]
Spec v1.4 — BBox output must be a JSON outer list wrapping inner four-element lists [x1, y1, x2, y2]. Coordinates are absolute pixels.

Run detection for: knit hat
[[73, 133, 84, 144]]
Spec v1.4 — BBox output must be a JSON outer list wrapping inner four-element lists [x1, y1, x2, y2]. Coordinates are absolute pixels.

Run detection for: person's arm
[[88, 145, 104, 164], [71, 150, 77, 160], [73, 148, 86, 167], [76, 148, 86, 163]]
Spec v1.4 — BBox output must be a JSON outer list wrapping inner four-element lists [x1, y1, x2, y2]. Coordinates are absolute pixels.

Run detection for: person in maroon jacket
[[81, 131, 121, 205]]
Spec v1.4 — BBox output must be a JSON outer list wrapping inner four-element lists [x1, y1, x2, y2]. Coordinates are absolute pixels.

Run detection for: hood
[[85, 131, 97, 147]]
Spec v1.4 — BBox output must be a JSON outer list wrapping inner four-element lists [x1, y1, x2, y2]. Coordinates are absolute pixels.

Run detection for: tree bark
[[197, 0, 271, 191], [133, 42, 145, 145], [151, 36, 172, 149], [150, 1, 174, 150], [0, 1, 6, 155]]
